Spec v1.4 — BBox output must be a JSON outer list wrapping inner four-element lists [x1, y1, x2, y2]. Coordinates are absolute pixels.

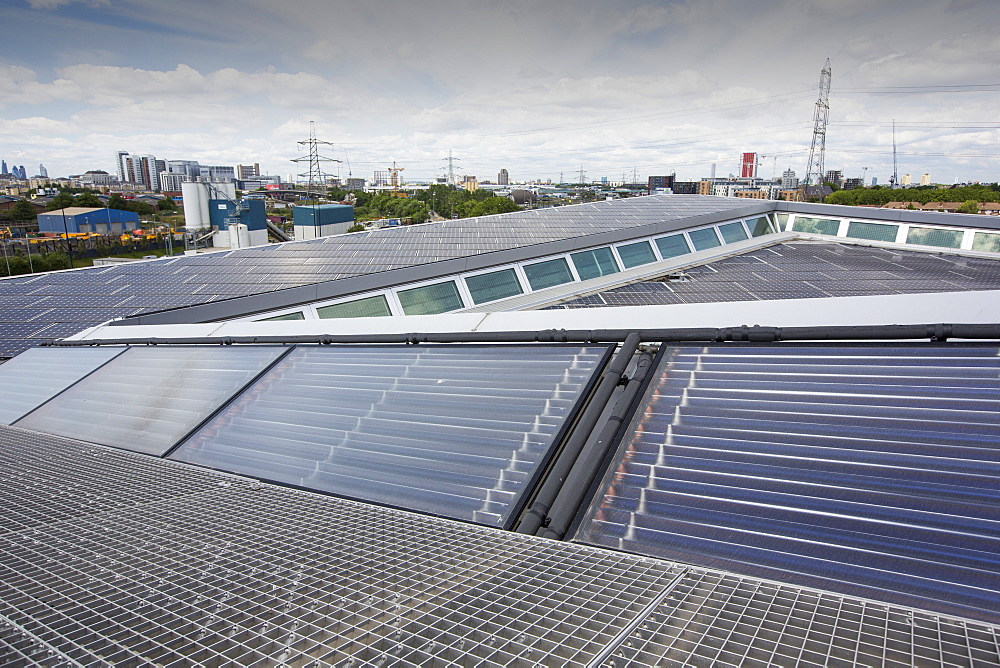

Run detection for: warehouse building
[[35, 206, 139, 235], [0, 194, 998, 665]]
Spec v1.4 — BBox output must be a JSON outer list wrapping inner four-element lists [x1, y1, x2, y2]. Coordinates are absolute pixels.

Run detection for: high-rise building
[[741, 153, 757, 178], [901, 173, 912, 186], [921, 173, 931, 186], [824, 170, 843, 187], [200, 165, 236, 183], [648, 175, 675, 191], [1, 160, 7, 175], [498, 169, 509, 186], [38, 164, 48, 179], [781, 169, 799, 190], [115, 151, 130, 183], [238, 164, 261, 180]]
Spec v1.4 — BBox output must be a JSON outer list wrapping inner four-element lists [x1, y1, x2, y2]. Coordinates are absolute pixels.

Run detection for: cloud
[[27, 0, 108, 8]]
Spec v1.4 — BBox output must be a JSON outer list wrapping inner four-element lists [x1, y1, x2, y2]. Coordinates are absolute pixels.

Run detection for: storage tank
[[228, 223, 250, 249], [181, 182, 208, 229]]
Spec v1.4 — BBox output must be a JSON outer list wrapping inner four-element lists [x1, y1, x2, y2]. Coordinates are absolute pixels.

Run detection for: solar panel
[[0, 346, 125, 424], [0, 195, 765, 358], [575, 344, 1000, 624], [171, 344, 611, 527], [14, 346, 286, 456]]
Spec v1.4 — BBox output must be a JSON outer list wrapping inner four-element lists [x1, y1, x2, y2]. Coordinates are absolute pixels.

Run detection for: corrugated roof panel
[[575, 344, 1000, 624], [14, 346, 286, 456], [170, 344, 610, 526]]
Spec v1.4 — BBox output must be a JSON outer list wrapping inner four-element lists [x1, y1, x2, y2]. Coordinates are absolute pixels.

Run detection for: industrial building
[[0, 194, 998, 665], [293, 203, 355, 240], [35, 206, 139, 235]]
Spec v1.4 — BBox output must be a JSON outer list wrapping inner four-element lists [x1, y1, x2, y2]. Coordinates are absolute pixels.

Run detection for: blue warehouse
[[37, 207, 140, 235]]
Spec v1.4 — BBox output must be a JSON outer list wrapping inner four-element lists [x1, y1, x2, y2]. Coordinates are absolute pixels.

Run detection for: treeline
[[327, 184, 520, 224], [0, 251, 70, 277], [46, 189, 177, 217], [826, 184, 1000, 207]]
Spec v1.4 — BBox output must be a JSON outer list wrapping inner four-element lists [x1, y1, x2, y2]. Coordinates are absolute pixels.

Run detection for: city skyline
[[1, 0, 998, 184]]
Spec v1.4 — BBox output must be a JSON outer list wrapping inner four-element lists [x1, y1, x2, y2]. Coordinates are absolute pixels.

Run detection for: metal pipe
[[539, 348, 657, 540], [45, 323, 1000, 348], [515, 333, 642, 535]]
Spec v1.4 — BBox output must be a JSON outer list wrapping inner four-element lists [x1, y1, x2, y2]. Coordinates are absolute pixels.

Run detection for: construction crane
[[389, 162, 405, 197], [804, 59, 832, 186], [757, 155, 779, 180]]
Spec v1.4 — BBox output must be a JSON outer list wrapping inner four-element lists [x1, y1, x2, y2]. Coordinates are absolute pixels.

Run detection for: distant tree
[[73, 192, 103, 208], [10, 199, 37, 222], [346, 223, 365, 233], [107, 193, 130, 211], [957, 200, 980, 214], [46, 193, 76, 211], [132, 202, 153, 216], [328, 187, 348, 201], [157, 197, 177, 211]]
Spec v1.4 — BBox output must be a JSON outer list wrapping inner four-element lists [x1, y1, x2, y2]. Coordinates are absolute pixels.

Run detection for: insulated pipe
[[514, 332, 642, 536], [538, 348, 657, 541], [47, 323, 1000, 347]]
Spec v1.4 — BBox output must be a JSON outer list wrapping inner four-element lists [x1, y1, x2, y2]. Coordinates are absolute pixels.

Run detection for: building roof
[[0, 194, 999, 664], [37, 207, 108, 216]]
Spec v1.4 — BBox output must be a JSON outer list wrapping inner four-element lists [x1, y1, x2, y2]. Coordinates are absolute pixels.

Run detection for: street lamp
[[59, 207, 74, 269]]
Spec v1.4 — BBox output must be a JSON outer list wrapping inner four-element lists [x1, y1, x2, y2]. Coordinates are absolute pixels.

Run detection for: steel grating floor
[[1, 424, 998, 667]]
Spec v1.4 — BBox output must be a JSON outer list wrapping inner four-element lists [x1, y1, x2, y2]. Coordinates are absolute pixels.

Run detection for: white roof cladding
[[68, 289, 1000, 343]]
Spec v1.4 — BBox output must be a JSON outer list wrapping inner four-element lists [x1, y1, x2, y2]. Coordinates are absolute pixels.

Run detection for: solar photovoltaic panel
[[0, 195, 762, 358], [14, 346, 287, 456], [575, 343, 1000, 624], [171, 344, 611, 527]]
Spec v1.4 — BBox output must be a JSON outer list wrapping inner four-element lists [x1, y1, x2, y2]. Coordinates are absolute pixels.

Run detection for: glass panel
[[523, 258, 574, 290], [907, 226, 963, 249], [746, 216, 774, 237], [577, 344, 1000, 622], [465, 269, 523, 305], [688, 228, 722, 251], [972, 231, 1000, 253], [396, 281, 464, 315], [0, 346, 124, 424], [718, 222, 749, 244], [847, 221, 899, 242], [259, 311, 305, 321], [655, 234, 691, 259], [774, 212, 790, 230], [317, 295, 392, 319], [14, 346, 285, 456], [171, 344, 611, 527], [792, 216, 840, 235], [571, 247, 620, 281], [616, 241, 657, 269]]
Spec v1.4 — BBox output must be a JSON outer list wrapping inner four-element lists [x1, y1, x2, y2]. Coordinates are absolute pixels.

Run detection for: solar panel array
[[2, 425, 998, 666], [575, 343, 1000, 625], [170, 344, 610, 526], [0, 195, 760, 358], [548, 240, 1000, 308], [0, 343, 609, 528]]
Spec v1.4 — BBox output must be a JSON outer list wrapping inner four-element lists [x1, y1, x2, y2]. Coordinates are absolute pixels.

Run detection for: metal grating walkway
[[602, 570, 1000, 667], [1, 424, 998, 666], [0, 426, 680, 666]]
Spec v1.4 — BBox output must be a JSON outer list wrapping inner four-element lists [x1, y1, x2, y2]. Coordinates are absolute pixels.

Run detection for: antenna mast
[[291, 121, 341, 198], [804, 59, 832, 186]]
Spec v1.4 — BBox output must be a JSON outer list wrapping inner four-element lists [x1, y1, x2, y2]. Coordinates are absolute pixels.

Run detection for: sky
[[1, 0, 999, 185]]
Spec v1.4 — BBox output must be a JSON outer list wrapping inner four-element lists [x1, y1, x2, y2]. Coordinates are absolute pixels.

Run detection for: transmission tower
[[890, 119, 899, 188], [291, 121, 341, 197], [804, 59, 832, 186], [442, 149, 459, 186]]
